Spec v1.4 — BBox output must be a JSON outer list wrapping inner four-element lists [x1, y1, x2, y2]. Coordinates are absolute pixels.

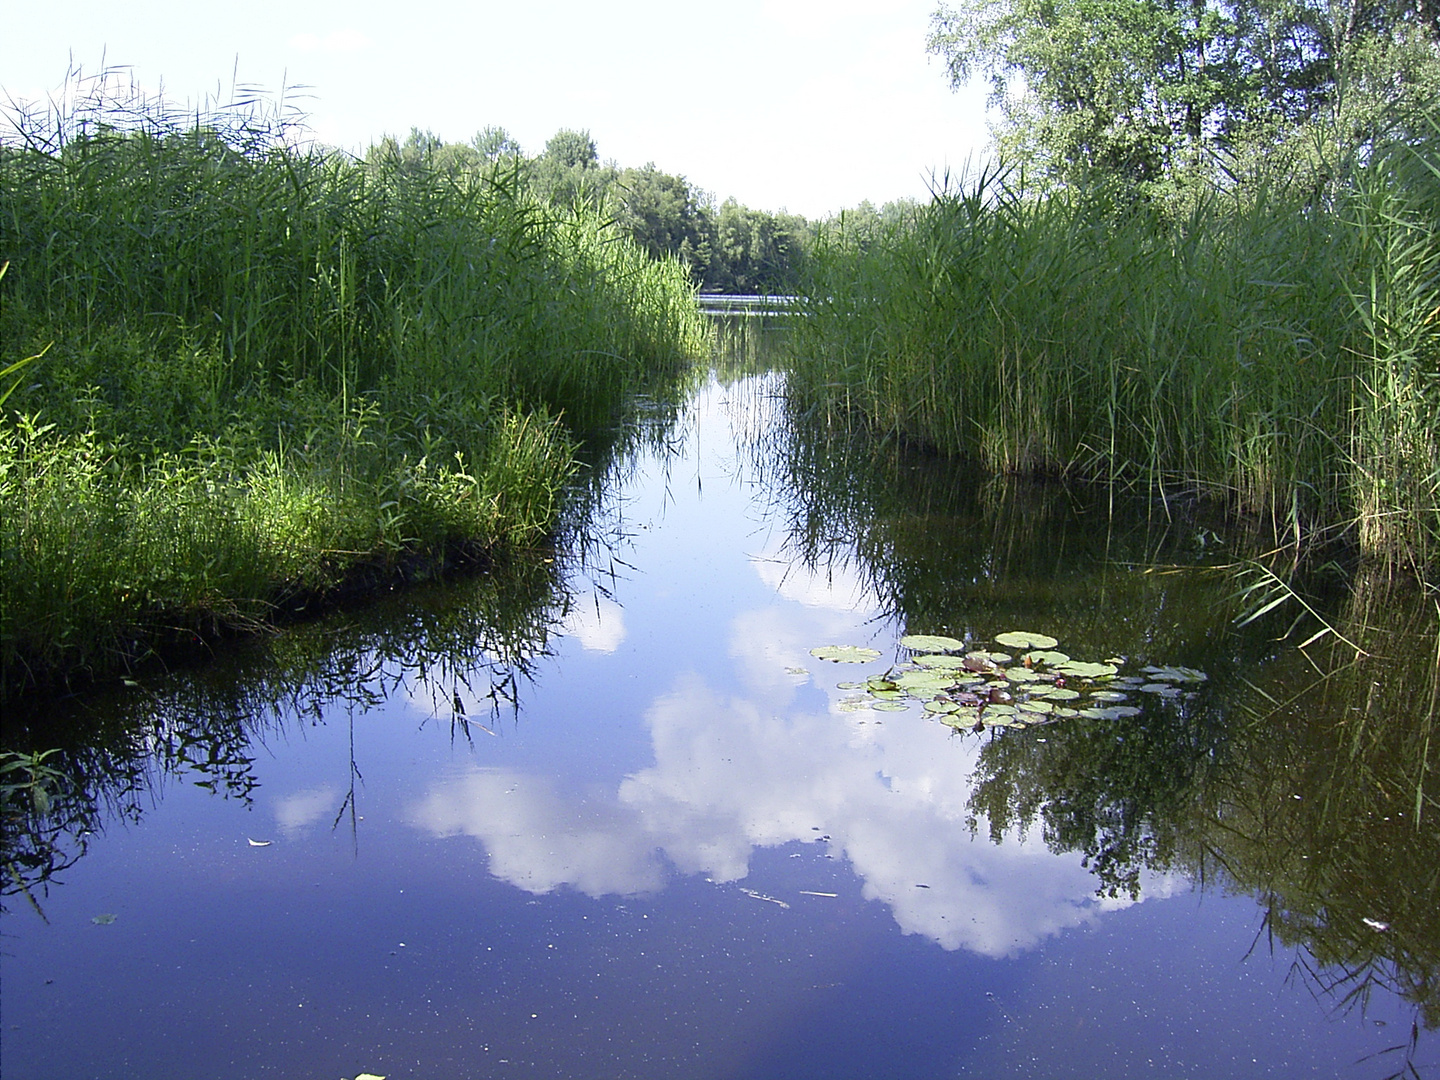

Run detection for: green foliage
[[929, 0, 1440, 202], [0, 68, 707, 696], [792, 151, 1440, 578]]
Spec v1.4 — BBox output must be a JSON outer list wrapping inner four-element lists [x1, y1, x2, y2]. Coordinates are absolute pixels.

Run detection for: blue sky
[[1, 0, 991, 218]]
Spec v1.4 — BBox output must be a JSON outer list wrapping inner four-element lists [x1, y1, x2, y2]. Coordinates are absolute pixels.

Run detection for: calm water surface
[[3, 344, 1436, 1078]]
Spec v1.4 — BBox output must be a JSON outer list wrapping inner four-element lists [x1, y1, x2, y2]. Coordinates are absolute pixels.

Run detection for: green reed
[[0, 70, 705, 697], [793, 148, 1440, 581]]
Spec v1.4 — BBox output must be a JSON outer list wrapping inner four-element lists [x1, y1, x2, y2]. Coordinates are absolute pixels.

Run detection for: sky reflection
[[408, 527, 1178, 958]]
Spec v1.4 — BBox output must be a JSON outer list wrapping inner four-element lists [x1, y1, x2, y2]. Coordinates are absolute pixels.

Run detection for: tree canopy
[[929, 0, 1440, 197]]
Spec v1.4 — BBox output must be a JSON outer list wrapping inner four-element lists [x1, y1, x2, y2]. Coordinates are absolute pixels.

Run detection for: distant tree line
[[364, 126, 917, 294]]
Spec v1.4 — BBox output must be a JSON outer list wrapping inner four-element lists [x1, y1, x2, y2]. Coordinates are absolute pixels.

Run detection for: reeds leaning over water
[[0, 68, 707, 698], [793, 140, 1440, 585]]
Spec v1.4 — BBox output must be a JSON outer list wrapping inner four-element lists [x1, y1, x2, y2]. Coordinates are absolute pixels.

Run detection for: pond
[[3, 319, 1437, 1079]]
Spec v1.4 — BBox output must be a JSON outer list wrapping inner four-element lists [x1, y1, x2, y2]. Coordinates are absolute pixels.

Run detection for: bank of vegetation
[[791, 0, 1440, 588], [0, 71, 707, 700]]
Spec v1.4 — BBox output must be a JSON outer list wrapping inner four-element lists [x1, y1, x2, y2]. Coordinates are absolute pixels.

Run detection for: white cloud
[[408, 667, 1177, 957], [273, 785, 339, 836], [557, 595, 627, 653]]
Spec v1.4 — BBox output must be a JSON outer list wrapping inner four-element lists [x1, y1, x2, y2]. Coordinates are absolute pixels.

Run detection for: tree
[[532, 128, 614, 209], [613, 163, 715, 284], [472, 125, 523, 162], [928, 0, 1440, 197]]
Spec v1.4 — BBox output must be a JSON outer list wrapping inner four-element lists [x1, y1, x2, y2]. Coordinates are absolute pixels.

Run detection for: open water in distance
[[3, 324, 1437, 1079]]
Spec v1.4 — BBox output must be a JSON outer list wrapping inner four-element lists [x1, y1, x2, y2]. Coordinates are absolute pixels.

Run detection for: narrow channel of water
[[3, 325, 1436, 1079]]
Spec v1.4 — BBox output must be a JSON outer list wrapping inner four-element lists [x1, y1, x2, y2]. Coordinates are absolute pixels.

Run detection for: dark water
[[3, 329, 1437, 1079]]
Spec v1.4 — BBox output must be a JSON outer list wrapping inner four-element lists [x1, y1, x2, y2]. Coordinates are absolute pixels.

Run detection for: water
[[3, 337, 1436, 1079]]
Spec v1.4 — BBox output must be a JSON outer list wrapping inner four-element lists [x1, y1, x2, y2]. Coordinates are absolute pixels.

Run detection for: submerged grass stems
[[793, 149, 1440, 586], [0, 67, 706, 698]]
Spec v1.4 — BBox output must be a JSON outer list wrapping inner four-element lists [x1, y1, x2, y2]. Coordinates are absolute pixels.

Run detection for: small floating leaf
[[785, 666, 809, 676], [1004, 667, 1042, 683], [1141, 665, 1208, 683], [837, 696, 871, 712], [1079, 705, 1143, 720], [836, 681, 864, 690], [914, 653, 971, 670], [1023, 650, 1071, 667], [1058, 660, 1118, 679], [1017, 699, 1054, 715], [1090, 690, 1130, 702], [900, 634, 966, 653], [92, 913, 117, 925], [923, 698, 961, 715], [873, 700, 910, 712], [1139, 683, 1183, 698], [1033, 686, 1082, 701], [897, 670, 955, 693], [995, 631, 1059, 649], [811, 645, 882, 664]]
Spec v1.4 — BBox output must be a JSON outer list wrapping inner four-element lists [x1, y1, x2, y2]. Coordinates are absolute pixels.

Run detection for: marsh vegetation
[[0, 69, 706, 698]]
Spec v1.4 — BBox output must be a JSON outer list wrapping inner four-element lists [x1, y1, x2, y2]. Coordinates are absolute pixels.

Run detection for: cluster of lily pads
[[809, 632, 1206, 732]]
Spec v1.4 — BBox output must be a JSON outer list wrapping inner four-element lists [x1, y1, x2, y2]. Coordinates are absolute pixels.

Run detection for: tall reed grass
[[793, 140, 1440, 583], [0, 67, 706, 697]]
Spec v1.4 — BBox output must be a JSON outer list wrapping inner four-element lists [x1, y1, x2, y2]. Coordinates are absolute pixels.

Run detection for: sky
[[1, 0, 992, 219]]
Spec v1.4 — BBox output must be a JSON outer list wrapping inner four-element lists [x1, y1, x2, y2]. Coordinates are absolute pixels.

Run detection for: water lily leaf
[[1090, 690, 1130, 702], [1033, 686, 1082, 700], [1057, 660, 1118, 679], [836, 681, 864, 690], [1023, 650, 1070, 667], [1004, 667, 1042, 682], [897, 670, 955, 693], [923, 697, 961, 714], [92, 913, 117, 925], [785, 666, 809, 676], [914, 653, 971, 670], [1079, 705, 1142, 720], [873, 700, 910, 712], [1141, 665, 1208, 683], [995, 631, 1059, 650], [1017, 699, 1054, 714], [1139, 683, 1183, 697], [811, 645, 882, 663], [837, 696, 871, 712], [355, 1074, 387, 1080], [868, 688, 906, 702], [900, 634, 965, 653]]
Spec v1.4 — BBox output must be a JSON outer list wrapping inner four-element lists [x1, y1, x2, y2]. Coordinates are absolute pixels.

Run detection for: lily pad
[[1141, 665, 1208, 683], [1090, 690, 1131, 702], [873, 700, 911, 712], [811, 645, 882, 664], [836, 681, 865, 690], [1023, 650, 1071, 667], [900, 633, 966, 653], [1139, 683, 1183, 697], [1079, 705, 1143, 720], [923, 697, 962, 715], [914, 653, 972, 670], [1057, 660, 1119, 679], [92, 913, 117, 925], [1033, 686, 1082, 701], [1004, 667, 1043, 683], [995, 631, 1060, 650], [897, 670, 956, 693], [1017, 699, 1054, 715]]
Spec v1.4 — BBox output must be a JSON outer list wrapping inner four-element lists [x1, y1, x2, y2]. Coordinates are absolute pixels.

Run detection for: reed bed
[[793, 141, 1440, 583], [0, 71, 706, 697]]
